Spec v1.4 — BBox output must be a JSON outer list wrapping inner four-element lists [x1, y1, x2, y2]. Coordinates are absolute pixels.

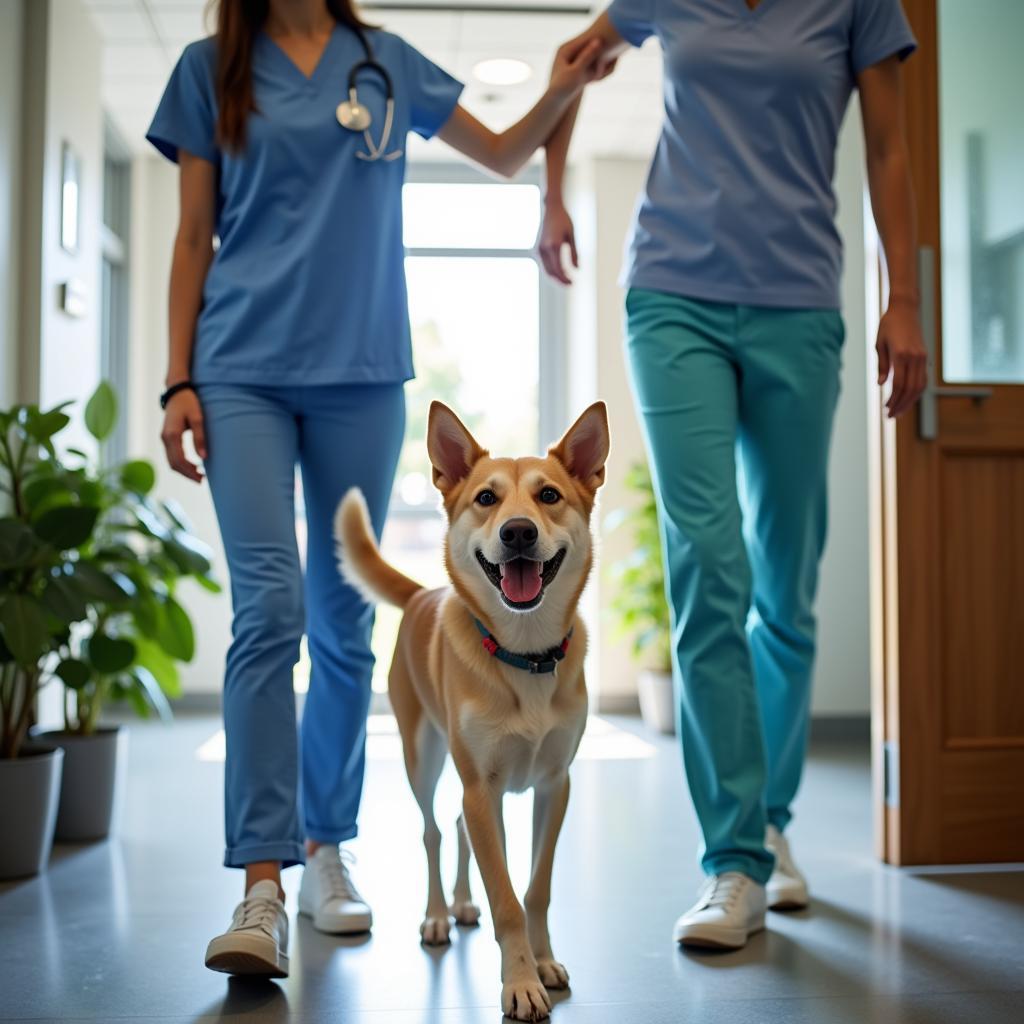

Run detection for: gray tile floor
[[1, 713, 1022, 1024]]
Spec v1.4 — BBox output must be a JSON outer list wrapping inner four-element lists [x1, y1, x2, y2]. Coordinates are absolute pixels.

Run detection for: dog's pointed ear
[[427, 402, 486, 493], [549, 401, 610, 491]]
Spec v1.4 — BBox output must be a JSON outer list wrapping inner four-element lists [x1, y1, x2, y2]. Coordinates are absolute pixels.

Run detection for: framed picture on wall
[[60, 142, 81, 255]]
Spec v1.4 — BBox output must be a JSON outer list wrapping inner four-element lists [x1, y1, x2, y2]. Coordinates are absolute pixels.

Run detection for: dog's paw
[[450, 900, 481, 926], [419, 915, 452, 946], [502, 976, 552, 1021], [536, 959, 570, 990]]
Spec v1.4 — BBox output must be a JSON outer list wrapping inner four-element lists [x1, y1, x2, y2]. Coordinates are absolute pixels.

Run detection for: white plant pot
[[638, 670, 676, 735]]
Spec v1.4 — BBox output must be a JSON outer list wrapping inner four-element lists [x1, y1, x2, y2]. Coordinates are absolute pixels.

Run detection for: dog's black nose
[[499, 518, 538, 550]]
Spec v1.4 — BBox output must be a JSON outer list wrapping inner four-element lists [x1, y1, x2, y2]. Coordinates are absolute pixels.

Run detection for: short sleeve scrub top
[[147, 25, 464, 385]]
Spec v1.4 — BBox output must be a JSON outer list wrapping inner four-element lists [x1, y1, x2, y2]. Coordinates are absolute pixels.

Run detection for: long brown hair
[[209, 0, 371, 152]]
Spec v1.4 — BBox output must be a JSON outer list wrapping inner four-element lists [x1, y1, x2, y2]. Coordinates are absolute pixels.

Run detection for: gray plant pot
[[638, 670, 677, 735], [42, 726, 127, 842], [0, 744, 64, 879]]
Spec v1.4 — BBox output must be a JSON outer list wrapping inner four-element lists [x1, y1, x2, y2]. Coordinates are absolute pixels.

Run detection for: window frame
[[397, 162, 567, 518]]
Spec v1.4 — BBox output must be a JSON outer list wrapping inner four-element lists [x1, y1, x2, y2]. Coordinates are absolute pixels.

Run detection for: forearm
[[166, 235, 213, 386], [544, 94, 581, 207], [488, 86, 583, 179], [866, 146, 918, 309]]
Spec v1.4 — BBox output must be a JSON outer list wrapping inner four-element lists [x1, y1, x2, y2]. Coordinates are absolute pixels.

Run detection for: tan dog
[[335, 400, 609, 1022]]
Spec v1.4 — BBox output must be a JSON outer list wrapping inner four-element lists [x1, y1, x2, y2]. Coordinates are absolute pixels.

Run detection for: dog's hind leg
[[525, 774, 571, 991], [450, 812, 481, 926], [410, 717, 452, 946]]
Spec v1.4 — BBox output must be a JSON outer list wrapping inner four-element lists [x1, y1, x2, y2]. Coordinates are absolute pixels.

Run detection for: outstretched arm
[[436, 39, 603, 180], [859, 55, 927, 419], [538, 13, 628, 283]]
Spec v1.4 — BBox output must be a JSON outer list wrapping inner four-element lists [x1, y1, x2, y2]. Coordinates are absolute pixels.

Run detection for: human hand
[[549, 38, 606, 99], [161, 387, 207, 482], [537, 200, 578, 285], [876, 300, 928, 418]]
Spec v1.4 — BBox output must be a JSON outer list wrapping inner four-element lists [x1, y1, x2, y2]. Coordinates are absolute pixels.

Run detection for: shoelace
[[235, 896, 280, 935], [319, 850, 365, 904], [698, 874, 748, 911]]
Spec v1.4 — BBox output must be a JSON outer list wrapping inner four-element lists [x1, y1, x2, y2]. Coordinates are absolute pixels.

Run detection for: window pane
[[403, 183, 541, 249], [396, 255, 540, 513], [939, 0, 1024, 382]]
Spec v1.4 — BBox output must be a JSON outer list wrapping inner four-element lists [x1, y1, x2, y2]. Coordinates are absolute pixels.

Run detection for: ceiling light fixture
[[473, 58, 532, 86]]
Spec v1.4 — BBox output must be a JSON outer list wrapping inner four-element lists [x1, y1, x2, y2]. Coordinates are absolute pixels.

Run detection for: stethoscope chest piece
[[337, 90, 371, 132]]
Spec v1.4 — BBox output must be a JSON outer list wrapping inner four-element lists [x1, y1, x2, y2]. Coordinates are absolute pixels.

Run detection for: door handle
[[916, 246, 993, 441]]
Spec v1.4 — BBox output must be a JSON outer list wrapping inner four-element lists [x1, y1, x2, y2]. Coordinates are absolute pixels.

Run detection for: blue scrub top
[[147, 26, 463, 385], [607, 0, 917, 310]]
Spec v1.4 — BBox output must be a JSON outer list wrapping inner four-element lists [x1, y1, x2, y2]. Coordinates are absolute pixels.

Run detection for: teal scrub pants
[[624, 289, 844, 884]]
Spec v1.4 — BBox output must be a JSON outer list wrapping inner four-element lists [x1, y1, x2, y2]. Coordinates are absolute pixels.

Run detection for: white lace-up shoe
[[298, 846, 373, 934], [673, 872, 767, 950], [205, 879, 289, 977], [766, 824, 810, 910]]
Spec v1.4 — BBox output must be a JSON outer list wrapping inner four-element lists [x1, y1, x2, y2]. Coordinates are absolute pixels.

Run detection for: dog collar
[[473, 618, 573, 675]]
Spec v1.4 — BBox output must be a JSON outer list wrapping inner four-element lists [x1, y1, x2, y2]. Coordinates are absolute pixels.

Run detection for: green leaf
[[193, 573, 222, 595], [119, 460, 156, 495], [155, 595, 195, 662], [163, 533, 212, 576], [41, 574, 89, 623], [70, 561, 134, 604], [0, 630, 13, 663], [0, 594, 51, 663], [131, 595, 160, 639], [55, 657, 91, 690], [0, 520, 38, 569], [127, 666, 173, 722], [28, 409, 71, 443], [22, 476, 66, 512], [133, 504, 171, 541], [84, 381, 118, 441], [86, 633, 137, 673], [32, 505, 100, 550], [160, 499, 193, 533], [133, 635, 181, 697]]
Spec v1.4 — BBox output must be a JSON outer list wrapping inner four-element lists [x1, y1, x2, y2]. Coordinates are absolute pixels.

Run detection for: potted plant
[[606, 461, 676, 735], [0, 384, 218, 874]]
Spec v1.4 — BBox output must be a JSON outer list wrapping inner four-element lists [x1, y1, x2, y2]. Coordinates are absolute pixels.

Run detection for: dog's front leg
[[525, 773, 571, 991], [462, 782, 552, 1022]]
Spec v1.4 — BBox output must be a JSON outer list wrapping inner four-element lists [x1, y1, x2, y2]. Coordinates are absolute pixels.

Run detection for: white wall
[[569, 100, 872, 716], [129, 156, 231, 695], [13, 0, 105, 726], [0, 0, 23, 409]]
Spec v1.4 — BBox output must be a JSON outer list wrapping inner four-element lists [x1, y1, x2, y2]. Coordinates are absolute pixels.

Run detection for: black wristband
[[160, 381, 196, 409]]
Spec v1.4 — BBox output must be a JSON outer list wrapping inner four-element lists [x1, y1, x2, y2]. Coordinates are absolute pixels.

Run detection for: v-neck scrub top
[[146, 26, 464, 386], [606, 0, 916, 310]]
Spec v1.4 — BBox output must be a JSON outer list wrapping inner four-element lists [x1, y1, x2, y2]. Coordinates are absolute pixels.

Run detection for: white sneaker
[[766, 824, 810, 910], [298, 846, 373, 934], [205, 879, 289, 977], [673, 872, 767, 950]]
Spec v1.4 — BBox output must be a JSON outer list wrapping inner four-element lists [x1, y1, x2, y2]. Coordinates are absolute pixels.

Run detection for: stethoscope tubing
[[341, 27, 402, 162]]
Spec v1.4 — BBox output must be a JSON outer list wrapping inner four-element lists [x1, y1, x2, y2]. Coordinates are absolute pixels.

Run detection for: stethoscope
[[335, 27, 402, 162]]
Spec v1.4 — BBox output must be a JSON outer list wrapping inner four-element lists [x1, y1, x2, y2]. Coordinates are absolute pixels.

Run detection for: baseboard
[[595, 693, 642, 715], [170, 691, 870, 744], [809, 714, 870, 743], [171, 693, 222, 714]]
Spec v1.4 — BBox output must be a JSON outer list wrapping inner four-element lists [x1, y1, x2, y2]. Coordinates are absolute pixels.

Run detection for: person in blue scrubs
[[539, 0, 927, 950], [148, 0, 604, 978]]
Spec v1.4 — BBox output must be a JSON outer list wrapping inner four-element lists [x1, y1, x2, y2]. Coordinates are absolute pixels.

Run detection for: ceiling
[[82, 0, 663, 164]]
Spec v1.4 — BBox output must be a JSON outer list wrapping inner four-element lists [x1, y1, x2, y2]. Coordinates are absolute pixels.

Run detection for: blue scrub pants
[[624, 289, 844, 885], [199, 383, 405, 869]]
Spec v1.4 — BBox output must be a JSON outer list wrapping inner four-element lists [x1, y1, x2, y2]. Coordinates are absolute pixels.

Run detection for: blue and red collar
[[473, 617, 573, 675]]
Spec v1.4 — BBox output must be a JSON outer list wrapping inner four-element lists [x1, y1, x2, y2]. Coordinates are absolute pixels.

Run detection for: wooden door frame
[[873, 0, 1024, 865]]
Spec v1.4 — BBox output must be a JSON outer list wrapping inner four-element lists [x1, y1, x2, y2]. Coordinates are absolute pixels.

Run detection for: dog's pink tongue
[[500, 559, 543, 603]]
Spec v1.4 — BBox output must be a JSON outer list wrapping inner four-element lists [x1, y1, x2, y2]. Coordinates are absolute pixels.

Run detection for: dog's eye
[[539, 487, 561, 505], [476, 489, 498, 507]]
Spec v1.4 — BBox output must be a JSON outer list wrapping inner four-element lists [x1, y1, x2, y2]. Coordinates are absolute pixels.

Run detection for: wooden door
[[873, 0, 1024, 865]]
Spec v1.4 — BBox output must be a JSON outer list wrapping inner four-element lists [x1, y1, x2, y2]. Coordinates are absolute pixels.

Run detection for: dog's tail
[[335, 488, 423, 609]]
